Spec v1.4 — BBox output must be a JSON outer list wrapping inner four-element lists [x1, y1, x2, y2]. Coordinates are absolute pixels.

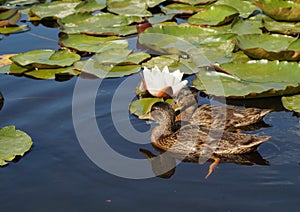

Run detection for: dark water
[[1, 20, 300, 212]]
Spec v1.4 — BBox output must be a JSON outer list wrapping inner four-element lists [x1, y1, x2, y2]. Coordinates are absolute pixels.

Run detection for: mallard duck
[[174, 88, 272, 132], [149, 102, 270, 178]]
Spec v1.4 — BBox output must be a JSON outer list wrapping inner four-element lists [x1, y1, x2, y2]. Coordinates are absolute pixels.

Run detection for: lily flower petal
[[141, 66, 187, 98]]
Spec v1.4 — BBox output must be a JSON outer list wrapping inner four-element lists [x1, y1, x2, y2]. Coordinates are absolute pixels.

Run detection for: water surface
[[0, 18, 300, 212]]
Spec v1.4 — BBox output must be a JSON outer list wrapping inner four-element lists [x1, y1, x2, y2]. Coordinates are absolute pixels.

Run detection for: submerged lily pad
[[254, 0, 300, 21], [0, 126, 32, 166], [10, 49, 81, 68], [0, 24, 29, 34], [193, 60, 300, 98], [59, 12, 140, 36], [29, 2, 80, 20], [235, 34, 300, 61], [130, 98, 174, 119], [282, 94, 300, 112], [74, 49, 150, 78], [58, 33, 127, 53], [188, 5, 239, 26]]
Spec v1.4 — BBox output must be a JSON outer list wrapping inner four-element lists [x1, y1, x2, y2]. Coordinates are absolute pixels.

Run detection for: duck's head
[[174, 87, 198, 109], [150, 102, 176, 126], [173, 87, 198, 121]]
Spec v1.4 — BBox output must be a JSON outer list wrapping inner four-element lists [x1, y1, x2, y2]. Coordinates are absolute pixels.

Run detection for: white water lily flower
[[141, 66, 188, 98]]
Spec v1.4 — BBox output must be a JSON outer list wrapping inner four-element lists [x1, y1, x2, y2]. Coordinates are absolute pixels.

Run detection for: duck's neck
[[151, 112, 175, 143], [176, 89, 198, 121]]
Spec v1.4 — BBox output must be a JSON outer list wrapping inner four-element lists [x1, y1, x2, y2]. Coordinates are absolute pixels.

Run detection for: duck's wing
[[191, 104, 272, 130], [213, 131, 270, 155], [225, 106, 272, 127]]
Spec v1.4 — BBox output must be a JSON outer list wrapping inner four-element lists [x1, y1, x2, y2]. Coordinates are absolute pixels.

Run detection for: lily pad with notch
[[0, 126, 32, 166], [10, 49, 81, 68], [234, 34, 300, 61], [59, 12, 141, 36], [74, 48, 151, 78], [58, 33, 128, 53], [192, 60, 300, 98]]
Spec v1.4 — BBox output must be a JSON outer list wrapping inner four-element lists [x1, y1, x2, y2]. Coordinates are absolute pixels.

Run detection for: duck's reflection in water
[[140, 147, 269, 179]]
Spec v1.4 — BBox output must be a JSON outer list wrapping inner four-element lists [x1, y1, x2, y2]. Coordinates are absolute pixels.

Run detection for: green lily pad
[[25, 67, 80, 79], [107, 0, 152, 16], [0, 125, 32, 166], [235, 34, 300, 61], [188, 5, 239, 26], [254, 0, 300, 21], [139, 33, 235, 64], [231, 15, 263, 35], [10, 49, 81, 68], [142, 55, 198, 74], [193, 60, 300, 98], [141, 23, 236, 44], [171, 0, 216, 5], [74, 49, 150, 78], [161, 3, 204, 15], [0, 61, 80, 79], [130, 98, 174, 119], [282, 94, 300, 112], [262, 16, 300, 35], [59, 12, 140, 36], [29, 2, 80, 20], [0, 24, 29, 34], [58, 33, 128, 53], [139, 23, 235, 64], [215, 0, 257, 18], [74, 0, 106, 13]]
